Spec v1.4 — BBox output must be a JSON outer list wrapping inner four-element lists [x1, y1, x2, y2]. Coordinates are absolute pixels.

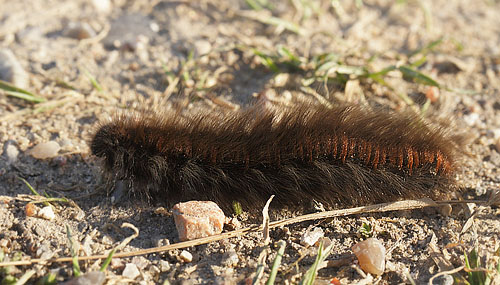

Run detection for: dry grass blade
[[14, 269, 36, 285], [238, 10, 306, 35], [428, 265, 465, 285], [262, 195, 275, 245]]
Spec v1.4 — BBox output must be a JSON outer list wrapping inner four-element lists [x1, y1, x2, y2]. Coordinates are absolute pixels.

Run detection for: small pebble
[[433, 274, 454, 285], [63, 22, 96, 40], [352, 238, 386, 276], [91, 0, 111, 14], [300, 227, 324, 247], [463, 113, 480, 126], [439, 204, 453, 216], [495, 137, 500, 153], [110, 258, 124, 270], [0, 48, 29, 89], [25, 203, 38, 217], [159, 260, 171, 272], [194, 39, 211, 55], [131, 256, 150, 270], [30, 141, 61, 159], [3, 143, 19, 164], [425, 86, 440, 103], [103, 13, 155, 50], [38, 206, 56, 220], [172, 201, 226, 241], [179, 250, 193, 263], [63, 271, 106, 285], [122, 263, 140, 280], [222, 249, 239, 267]]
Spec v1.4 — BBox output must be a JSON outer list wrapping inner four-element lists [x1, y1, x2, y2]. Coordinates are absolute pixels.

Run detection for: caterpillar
[[90, 103, 463, 212]]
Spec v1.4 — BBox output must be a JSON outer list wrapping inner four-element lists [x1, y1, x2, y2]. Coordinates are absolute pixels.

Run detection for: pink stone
[[352, 238, 386, 276], [172, 201, 226, 241]]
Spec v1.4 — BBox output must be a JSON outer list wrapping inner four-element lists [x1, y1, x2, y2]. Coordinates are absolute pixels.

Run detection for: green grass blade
[[232, 201, 243, 216], [409, 37, 443, 58], [66, 225, 81, 277], [366, 65, 397, 78], [299, 240, 334, 285], [252, 49, 280, 73], [100, 248, 117, 272], [266, 240, 286, 285], [0, 80, 45, 103], [465, 249, 486, 285], [496, 247, 500, 273], [255, 16, 305, 35], [398, 65, 440, 87], [82, 69, 103, 92], [19, 177, 41, 196], [410, 56, 427, 68], [246, 0, 269, 10], [38, 272, 57, 285]]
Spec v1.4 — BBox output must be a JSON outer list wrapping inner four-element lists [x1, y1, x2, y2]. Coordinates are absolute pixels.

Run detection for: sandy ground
[[0, 0, 499, 284]]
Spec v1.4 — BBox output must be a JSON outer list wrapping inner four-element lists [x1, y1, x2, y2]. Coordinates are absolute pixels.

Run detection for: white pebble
[[122, 263, 140, 280], [352, 238, 386, 276], [159, 260, 171, 272], [300, 227, 324, 247], [0, 48, 29, 88], [463, 113, 480, 126], [63, 22, 96, 40], [179, 250, 193, 262], [38, 206, 56, 221], [30, 141, 61, 159], [91, 0, 111, 14], [4, 144, 19, 164]]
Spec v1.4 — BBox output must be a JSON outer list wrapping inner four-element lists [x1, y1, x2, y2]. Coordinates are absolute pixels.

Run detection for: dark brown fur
[[90, 103, 462, 211]]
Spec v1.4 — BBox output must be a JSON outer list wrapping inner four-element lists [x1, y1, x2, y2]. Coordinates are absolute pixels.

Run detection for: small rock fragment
[[159, 260, 171, 272], [25, 203, 38, 217], [3, 142, 19, 164], [300, 227, 324, 247], [91, 0, 111, 14], [122, 263, 140, 280], [103, 13, 155, 50], [30, 141, 61, 159], [194, 39, 211, 56], [495, 137, 500, 153], [110, 258, 124, 270], [425, 86, 440, 103], [63, 22, 96, 40], [63, 271, 106, 285], [222, 249, 239, 267], [172, 201, 226, 241], [131, 256, 150, 270], [463, 113, 480, 127], [352, 238, 386, 276], [0, 48, 29, 89], [153, 207, 169, 216], [439, 204, 453, 216], [38, 206, 56, 220], [434, 274, 454, 285], [179, 250, 193, 263]]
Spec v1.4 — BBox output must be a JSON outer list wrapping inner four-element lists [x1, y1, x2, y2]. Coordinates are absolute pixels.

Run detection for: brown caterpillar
[[90, 103, 463, 211]]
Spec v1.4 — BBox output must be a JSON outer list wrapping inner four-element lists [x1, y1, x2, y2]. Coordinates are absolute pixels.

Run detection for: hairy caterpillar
[[90, 103, 462, 211]]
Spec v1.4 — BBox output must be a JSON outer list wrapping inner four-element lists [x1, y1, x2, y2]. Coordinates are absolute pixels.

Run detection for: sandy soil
[[0, 0, 499, 284]]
